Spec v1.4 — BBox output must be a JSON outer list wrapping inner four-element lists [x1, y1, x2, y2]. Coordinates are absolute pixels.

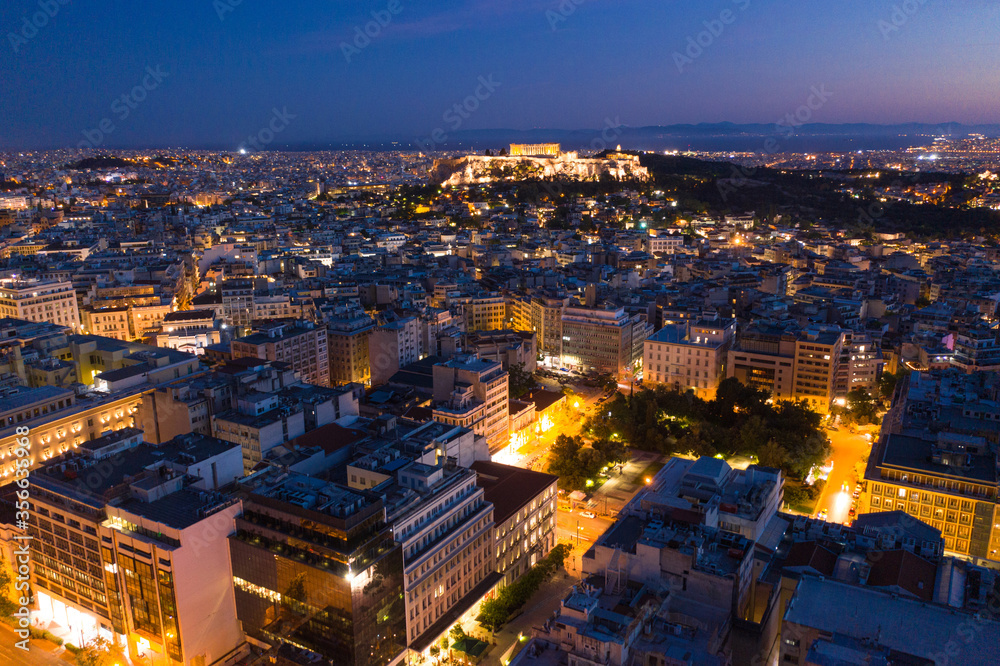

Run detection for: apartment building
[[0, 278, 81, 330], [646, 232, 684, 255], [560, 306, 651, 380], [643, 318, 736, 397], [432, 354, 509, 452], [471, 461, 558, 585], [231, 319, 329, 387], [0, 385, 155, 478], [219, 277, 257, 329], [213, 393, 306, 473], [530, 295, 569, 362], [457, 293, 506, 332], [461, 329, 537, 371], [369, 316, 421, 386], [326, 307, 375, 386], [728, 323, 846, 412], [229, 471, 408, 666]]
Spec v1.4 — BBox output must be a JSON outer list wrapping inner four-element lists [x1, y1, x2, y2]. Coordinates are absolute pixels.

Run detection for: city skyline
[[3, 1, 1000, 149]]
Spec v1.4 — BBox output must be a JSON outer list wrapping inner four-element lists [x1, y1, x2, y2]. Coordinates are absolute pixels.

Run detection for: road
[[813, 426, 874, 524], [495, 373, 610, 470]]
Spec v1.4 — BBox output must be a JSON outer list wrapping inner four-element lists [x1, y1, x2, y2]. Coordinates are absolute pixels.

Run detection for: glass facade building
[[230, 480, 407, 666]]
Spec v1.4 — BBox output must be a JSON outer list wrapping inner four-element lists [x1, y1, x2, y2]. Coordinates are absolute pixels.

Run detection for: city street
[[813, 425, 875, 524]]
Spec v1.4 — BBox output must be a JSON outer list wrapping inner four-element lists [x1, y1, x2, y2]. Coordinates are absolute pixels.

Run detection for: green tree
[[878, 371, 900, 401], [74, 636, 127, 666], [846, 387, 878, 425], [508, 362, 537, 400], [757, 439, 788, 469], [0, 553, 18, 618]]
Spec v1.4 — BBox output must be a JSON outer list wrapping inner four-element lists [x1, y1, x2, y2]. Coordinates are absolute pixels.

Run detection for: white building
[[0, 279, 81, 330]]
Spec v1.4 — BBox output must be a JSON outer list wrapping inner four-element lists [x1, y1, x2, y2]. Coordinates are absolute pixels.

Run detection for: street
[[813, 426, 874, 524]]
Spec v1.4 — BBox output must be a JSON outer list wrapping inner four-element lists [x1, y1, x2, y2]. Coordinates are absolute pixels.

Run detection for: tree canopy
[[581, 378, 830, 479]]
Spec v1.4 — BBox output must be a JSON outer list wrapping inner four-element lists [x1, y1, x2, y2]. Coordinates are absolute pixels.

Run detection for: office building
[[229, 471, 408, 666]]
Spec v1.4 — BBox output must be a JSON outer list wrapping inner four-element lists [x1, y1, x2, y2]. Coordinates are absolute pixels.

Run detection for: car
[[580, 511, 596, 519], [848, 507, 856, 517], [842, 482, 850, 493], [852, 490, 861, 499], [818, 509, 829, 521]]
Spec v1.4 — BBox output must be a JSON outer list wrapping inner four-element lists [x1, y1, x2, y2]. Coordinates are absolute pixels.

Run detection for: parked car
[[580, 511, 596, 519]]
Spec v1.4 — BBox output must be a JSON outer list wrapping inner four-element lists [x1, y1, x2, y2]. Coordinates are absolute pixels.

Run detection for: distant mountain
[[385, 122, 1000, 154]]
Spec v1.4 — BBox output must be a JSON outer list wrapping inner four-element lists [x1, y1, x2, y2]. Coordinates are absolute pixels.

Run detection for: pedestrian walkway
[[483, 569, 579, 665]]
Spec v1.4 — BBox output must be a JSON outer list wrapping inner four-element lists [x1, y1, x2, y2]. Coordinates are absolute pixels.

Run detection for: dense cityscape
[[4, 2, 1000, 666]]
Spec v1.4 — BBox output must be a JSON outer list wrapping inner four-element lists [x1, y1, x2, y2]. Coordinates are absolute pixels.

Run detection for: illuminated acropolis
[[509, 143, 562, 157]]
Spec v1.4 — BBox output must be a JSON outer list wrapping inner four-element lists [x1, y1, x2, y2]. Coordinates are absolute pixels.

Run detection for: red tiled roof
[[866, 549, 936, 602]]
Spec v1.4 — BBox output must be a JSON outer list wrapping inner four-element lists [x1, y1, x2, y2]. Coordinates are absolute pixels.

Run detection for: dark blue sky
[[2, 0, 998, 149]]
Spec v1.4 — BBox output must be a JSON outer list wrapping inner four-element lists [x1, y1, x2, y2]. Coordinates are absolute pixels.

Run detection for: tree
[[0, 553, 18, 618], [757, 439, 788, 469], [508, 362, 537, 399], [846, 387, 878, 425], [74, 636, 127, 666], [878, 371, 900, 401]]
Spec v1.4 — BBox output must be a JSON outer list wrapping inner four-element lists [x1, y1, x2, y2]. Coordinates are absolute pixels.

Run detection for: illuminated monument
[[509, 143, 562, 157], [430, 145, 649, 186]]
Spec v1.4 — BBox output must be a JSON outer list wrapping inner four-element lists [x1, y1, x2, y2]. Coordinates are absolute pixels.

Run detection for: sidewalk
[[483, 570, 578, 665]]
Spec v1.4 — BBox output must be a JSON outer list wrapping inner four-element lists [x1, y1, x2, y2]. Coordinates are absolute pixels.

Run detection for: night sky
[[2, 0, 999, 149]]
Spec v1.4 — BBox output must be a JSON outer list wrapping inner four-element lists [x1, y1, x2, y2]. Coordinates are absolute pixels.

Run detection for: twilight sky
[[2, 0, 999, 149]]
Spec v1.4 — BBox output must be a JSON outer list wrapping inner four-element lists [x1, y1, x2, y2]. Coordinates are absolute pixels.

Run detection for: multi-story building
[[471, 461, 558, 584], [231, 320, 329, 387], [0, 278, 81, 330], [83, 306, 132, 341], [326, 307, 375, 386], [560, 305, 651, 380], [22, 429, 245, 666], [643, 317, 736, 397], [460, 329, 537, 371], [369, 316, 421, 386], [862, 369, 1000, 563], [213, 393, 306, 473], [646, 232, 684, 255], [728, 323, 846, 412], [832, 331, 882, 397], [780, 575, 1000, 666], [219, 277, 257, 329], [153, 309, 223, 355], [530, 295, 568, 363], [229, 471, 408, 666], [365, 461, 498, 656], [457, 293, 506, 332], [0, 385, 153, 478], [432, 354, 509, 452]]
